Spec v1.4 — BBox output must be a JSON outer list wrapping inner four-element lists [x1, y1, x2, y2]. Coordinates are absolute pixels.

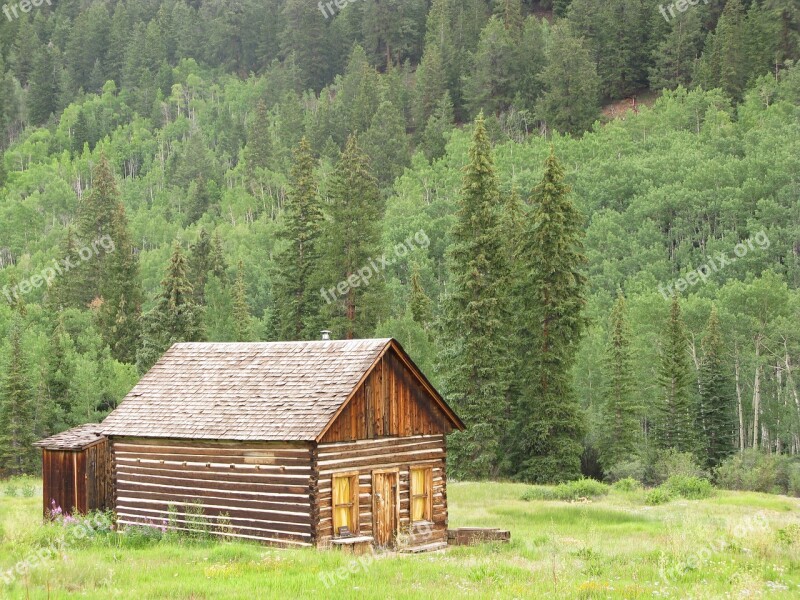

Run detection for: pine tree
[[210, 232, 228, 283], [362, 99, 410, 188], [0, 322, 36, 475], [597, 294, 639, 470], [98, 202, 143, 365], [186, 176, 212, 225], [420, 92, 455, 162], [28, 44, 59, 125], [137, 242, 205, 372], [247, 98, 272, 176], [272, 137, 323, 340], [511, 149, 587, 483], [439, 114, 509, 479], [537, 23, 600, 135], [413, 43, 448, 129], [650, 9, 704, 91], [45, 316, 74, 432], [655, 295, 696, 452], [281, 0, 329, 91], [233, 261, 254, 343], [77, 155, 122, 304], [320, 134, 385, 339], [48, 228, 84, 309], [409, 265, 432, 328], [189, 228, 213, 305], [698, 305, 735, 470]]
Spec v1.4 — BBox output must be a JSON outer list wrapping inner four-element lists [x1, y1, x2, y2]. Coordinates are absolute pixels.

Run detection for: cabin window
[[410, 467, 432, 522], [332, 472, 358, 535]]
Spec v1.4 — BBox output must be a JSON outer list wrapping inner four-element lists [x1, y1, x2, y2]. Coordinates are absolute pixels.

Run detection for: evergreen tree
[[698, 305, 735, 470], [655, 295, 696, 452], [247, 98, 272, 176], [510, 149, 587, 483], [233, 261, 254, 342], [320, 134, 385, 339], [281, 0, 329, 91], [137, 242, 205, 372], [597, 294, 639, 470], [413, 43, 448, 129], [537, 24, 600, 135], [409, 264, 432, 328], [188, 228, 214, 305], [98, 202, 143, 365], [272, 137, 323, 340], [362, 99, 410, 189], [48, 228, 84, 309], [0, 322, 36, 475], [28, 44, 59, 125], [46, 316, 74, 431], [204, 275, 236, 341], [650, 9, 704, 91], [420, 92, 455, 162], [439, 114, 509, 479], [210, 232, 228, 283], [186, 176, 212, 225]]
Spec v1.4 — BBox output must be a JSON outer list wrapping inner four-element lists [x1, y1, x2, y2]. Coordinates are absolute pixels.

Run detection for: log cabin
[[86, 338, 463, 551]]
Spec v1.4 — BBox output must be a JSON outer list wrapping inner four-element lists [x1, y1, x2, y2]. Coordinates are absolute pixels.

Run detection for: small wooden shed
[[34, 424, 111, 518], [100, 338, 464, 551]]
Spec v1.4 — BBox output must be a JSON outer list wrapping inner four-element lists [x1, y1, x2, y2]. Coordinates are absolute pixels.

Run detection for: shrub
[[715, 450, 800, 495], [604, 460, 646, 484], [20, 481, 35, 497], [652, 449, 706, 484], [662, 475, 713, 500], [612, 477, 642, 492], [521, 486, 556, 501], [645, 487, 672, 505], [4, 483, 17, 497], [552, 478, 610, 501]]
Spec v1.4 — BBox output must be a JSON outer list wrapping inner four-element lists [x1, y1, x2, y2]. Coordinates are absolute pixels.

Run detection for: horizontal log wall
[[112, 437, 314, 547], [314, 435, 448, 549]]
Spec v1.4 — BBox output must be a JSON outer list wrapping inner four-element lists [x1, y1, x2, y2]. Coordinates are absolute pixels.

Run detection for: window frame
[[409, 465, 433, 523], [332, 471, 359, 537]]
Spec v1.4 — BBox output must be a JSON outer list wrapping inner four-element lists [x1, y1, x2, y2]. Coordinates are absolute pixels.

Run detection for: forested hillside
[[1, 0, 799, 483]]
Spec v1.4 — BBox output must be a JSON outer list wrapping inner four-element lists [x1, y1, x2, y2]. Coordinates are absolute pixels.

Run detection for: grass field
[[1, 479, 799, 599]]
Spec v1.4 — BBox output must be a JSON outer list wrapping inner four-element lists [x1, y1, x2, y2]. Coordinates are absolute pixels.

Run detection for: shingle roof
[[100, 339, 392, 441], [34, 424, 105, 450]]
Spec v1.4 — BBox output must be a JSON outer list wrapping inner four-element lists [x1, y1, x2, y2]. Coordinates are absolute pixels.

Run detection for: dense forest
[[0, 0, 799, 483]]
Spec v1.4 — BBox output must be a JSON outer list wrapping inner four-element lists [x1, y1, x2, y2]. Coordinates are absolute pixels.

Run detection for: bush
[[652, 449, 706, 484], [715, 450, 800, 495], [612, 477, 642, 492], [20, 481, 35, 497], [604, 460, 646, 484], [521, 486, 556, 501], [522, 479, 609, 502], [4, 483, 17, 497], [645, 487, 672, 505], [662, 475, 713, 500]]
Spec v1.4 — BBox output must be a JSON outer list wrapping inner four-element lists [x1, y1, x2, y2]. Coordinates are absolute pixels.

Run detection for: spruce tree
[[320, 134, 385, 339], [137, 242, 205, 372], [28, 44, 59, 125], [439, 114, 509, 479], [210, 232, 228, 283], [98, 201, 143, 365], [233, 261, 254, 343], [0, 322, 36, 475], [597, 294, 639, 470], [247, 98, 272, 176], [698, 305, 735, 470], [655, 295, 696, 453], [511, 149, 587, 483], [409, 265, 432, 328], [420, 92, 455, 162], [650, 9, 704, 91], [188, 228, 213, 305], [272, 137, 323, 340]]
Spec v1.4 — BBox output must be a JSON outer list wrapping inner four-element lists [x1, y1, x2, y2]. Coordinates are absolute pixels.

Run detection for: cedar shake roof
[[100, 339, 395, 441], [34, 424, 105, 450]]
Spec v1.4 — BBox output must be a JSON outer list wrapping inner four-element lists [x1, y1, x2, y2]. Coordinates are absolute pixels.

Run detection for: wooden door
[[372, 471, 398, 548]]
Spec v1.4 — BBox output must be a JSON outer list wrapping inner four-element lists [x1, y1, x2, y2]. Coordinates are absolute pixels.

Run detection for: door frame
[[371, 468, 400, 548]]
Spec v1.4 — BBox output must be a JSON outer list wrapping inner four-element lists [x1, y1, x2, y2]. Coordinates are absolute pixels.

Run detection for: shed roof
[[34, 424, 105, 450], [100, 339, 404, 441]]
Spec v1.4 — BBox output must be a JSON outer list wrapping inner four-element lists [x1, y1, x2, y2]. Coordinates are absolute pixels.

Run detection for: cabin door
[[372, 470, 398, 548]]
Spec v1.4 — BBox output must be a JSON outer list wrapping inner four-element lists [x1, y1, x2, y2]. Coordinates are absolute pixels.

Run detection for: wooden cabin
[[34, 424, 112, 518], [98, 338, 464, 551]]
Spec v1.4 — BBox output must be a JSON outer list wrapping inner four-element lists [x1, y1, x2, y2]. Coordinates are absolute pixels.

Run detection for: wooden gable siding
[[320, 348, 452, 444], [41, 439, 111, 517], [313, 435, 449, 549], [112, 438, 315, 547]]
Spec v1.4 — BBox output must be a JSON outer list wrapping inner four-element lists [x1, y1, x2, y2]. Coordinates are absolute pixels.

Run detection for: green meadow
[[1, 479, 799, 599]]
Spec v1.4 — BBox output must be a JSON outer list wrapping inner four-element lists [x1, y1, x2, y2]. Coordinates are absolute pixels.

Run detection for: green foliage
[[521, 478, 610, 501], [715, 450, 800, 496], [644, 486, 673, 505], [652, 449, 706, 485], [662, 475, 714, 500], [612, 477, 641, 492]]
